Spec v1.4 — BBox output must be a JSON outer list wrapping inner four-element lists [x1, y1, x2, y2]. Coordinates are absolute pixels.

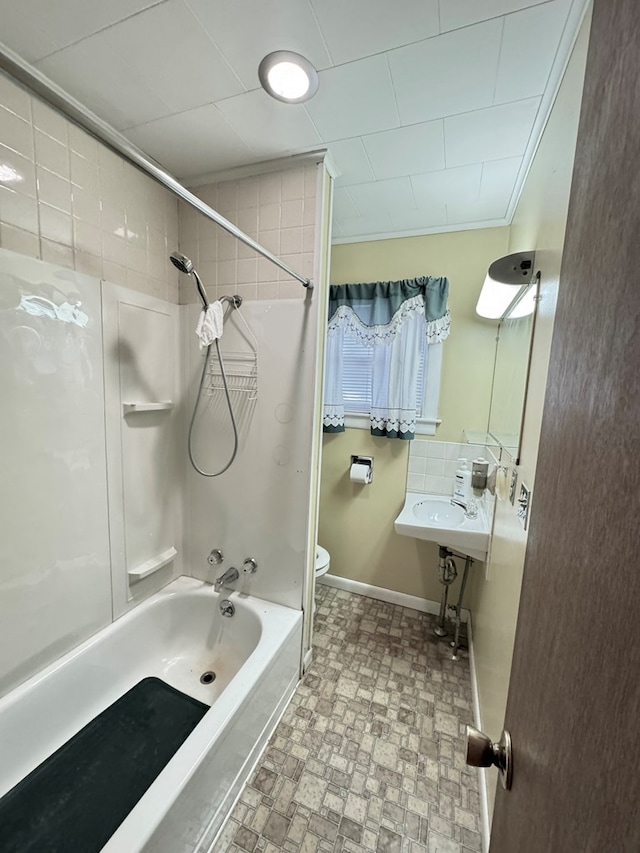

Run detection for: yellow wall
[[467, 10, 591, 818], [319, 227, 509, 601]]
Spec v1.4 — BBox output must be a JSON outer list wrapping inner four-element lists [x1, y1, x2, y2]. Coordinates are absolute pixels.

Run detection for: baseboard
[[467, 615, 491, 853], [319, 573, 469, 622]]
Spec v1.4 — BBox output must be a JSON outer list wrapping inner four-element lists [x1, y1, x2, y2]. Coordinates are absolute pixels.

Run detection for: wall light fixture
[[475, 252, 540, 320]]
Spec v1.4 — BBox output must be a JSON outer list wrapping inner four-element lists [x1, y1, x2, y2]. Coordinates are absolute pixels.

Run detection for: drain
[[200, 671, 216, 685]]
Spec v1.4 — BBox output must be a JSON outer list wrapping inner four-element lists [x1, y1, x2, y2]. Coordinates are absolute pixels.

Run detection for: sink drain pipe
[[434, 546, 474, 660], [435, 547, 458, 638]]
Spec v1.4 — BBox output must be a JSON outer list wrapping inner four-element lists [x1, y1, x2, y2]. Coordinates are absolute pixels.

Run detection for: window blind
[[341, 335, 427, 414]]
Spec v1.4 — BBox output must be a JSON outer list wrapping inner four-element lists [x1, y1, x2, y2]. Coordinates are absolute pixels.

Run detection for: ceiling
[[0, 0, 586, 243]]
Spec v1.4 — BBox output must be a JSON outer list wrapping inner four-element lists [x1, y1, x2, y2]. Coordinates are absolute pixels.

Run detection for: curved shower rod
[[0, 40, 313, 290]]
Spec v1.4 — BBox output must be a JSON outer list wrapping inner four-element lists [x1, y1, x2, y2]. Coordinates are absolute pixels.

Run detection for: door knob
[[465, 724, 513, 790]]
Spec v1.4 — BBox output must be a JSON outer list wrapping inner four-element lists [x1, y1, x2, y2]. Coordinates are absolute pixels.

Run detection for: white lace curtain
[[323, 277, 450, 439]]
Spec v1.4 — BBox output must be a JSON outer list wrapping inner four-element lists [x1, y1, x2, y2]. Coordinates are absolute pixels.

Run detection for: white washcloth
[[495, 466, 509, 501], [195, 302, 224, 348]]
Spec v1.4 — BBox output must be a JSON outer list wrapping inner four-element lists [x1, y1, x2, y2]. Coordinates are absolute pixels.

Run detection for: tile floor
[[214, 585, 482, 853]]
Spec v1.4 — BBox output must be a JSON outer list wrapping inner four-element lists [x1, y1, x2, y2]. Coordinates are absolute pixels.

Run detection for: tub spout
[[214, 566, 239, 593]]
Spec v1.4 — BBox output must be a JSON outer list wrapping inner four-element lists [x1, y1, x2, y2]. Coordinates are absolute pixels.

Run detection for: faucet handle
[[208, 549, 224, 566], [243, 557, 258, 574]]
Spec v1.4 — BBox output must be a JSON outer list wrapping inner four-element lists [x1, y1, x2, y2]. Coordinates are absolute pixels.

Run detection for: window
[[322, 276, 450, 439], [340, 334, 442, 435]]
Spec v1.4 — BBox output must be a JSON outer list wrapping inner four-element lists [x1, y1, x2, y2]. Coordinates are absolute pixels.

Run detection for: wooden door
[[490, 1, 640, 850]]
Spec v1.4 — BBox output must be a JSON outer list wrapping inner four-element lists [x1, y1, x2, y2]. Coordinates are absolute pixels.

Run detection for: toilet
[[313, 545, 330, 610]]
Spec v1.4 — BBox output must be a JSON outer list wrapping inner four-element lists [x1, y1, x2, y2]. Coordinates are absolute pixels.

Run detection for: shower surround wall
[[0, 62, 327, 694], [0, 251, 184, 699], [0, 70, 183, 698], [178, 159, 328, 611]]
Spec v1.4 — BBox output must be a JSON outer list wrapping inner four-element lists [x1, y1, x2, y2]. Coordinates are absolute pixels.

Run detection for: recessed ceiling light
[[258, 51, 319, 103]]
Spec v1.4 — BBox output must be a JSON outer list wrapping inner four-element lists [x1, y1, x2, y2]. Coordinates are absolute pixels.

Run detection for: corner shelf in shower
[[128, 546, 178, 581], [122, 401, 174, 414]]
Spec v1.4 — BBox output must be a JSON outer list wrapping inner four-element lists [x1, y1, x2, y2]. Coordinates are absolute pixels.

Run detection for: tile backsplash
[[407, 440, 490, 495]]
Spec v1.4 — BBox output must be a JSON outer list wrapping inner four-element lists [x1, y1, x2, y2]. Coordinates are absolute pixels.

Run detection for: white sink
[[394, 493, 492, 561], [413, 498, 466, 527]]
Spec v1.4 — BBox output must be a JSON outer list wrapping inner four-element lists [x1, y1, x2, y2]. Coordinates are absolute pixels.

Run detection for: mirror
[[468, 277, 539, 463]]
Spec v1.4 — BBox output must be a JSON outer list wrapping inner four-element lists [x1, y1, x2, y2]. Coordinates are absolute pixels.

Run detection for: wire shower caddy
[[201, 301, 258, 402]]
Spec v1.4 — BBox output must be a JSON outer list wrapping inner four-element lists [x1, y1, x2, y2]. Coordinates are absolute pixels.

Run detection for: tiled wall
[[0, 72, 180, 302], [178, 162, 319, 303], [407, 440, 490, 495]]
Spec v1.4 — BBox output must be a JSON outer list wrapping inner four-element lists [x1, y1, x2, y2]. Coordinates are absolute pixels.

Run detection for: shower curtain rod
[[0, 41, 313, 290]]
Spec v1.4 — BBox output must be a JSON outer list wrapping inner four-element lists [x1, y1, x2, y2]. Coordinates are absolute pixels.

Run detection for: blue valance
[[323, 276, 451, 439], [328, 276, 449, 325]]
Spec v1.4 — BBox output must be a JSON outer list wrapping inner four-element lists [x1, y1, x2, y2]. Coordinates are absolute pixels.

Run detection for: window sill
[[343, 413, 441, 436]]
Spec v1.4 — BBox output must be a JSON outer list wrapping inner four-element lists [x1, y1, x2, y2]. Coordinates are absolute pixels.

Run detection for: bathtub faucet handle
[[208, 549, 224, 566], [243, 557, 258, 574]]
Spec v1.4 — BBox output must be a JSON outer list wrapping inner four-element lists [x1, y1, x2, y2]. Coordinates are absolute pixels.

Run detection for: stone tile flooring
[[214, 585, 482, 853]]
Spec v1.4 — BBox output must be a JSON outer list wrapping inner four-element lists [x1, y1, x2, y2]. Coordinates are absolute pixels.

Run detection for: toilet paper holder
[[351, 455, 374, 483]]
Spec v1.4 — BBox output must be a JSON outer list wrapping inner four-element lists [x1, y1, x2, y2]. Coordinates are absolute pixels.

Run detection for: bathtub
[[0, 576, 302, 852]]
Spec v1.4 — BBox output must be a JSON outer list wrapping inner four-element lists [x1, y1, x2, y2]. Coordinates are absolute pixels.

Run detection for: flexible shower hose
[[188, 338, 239, 477]]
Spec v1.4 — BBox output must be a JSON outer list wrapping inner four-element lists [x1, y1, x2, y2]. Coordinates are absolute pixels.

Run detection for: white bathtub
[[0, 576, 302, 852]]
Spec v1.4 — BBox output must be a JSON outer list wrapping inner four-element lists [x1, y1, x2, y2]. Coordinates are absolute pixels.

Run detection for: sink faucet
[[214, 566, 239, 593], [451, 497, 478, 519]]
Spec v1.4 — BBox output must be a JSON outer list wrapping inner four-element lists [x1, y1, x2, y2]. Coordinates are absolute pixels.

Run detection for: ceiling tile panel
[[388, 19, 503, 125], [124, 106, 254, 179], [185, 0, 332, 90], [478, 157, 523, 209], [333, 188, 361, 220], [439, 0, 549, 32], [348, 177, 416, 212], [216, 89, 322, 158], [304, 55, 400, 141], [36, 35, 173, 130], [327, 139, 376, 187], [494, 0, 573, 104], [96, 0, 244, 113], [411, 165, 482, 207], [362, 122, 445, 181], [310, 0, 439, 65], [0, 0, 584, 241], [0, 6, 59, 62], [0, 0, 165, 59], [333, 213, 394, 239], [389, 205, 448, 231], [446, 198, 511, 224], [445, 98, 541, 167]]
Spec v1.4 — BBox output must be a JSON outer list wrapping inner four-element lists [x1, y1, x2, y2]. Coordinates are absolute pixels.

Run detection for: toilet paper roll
[[350, 462, 371, 484]]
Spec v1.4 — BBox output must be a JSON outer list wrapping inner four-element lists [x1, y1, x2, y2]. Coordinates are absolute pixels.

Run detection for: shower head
[[169, 251, 194, 274], [169, 250, 208, 309]]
